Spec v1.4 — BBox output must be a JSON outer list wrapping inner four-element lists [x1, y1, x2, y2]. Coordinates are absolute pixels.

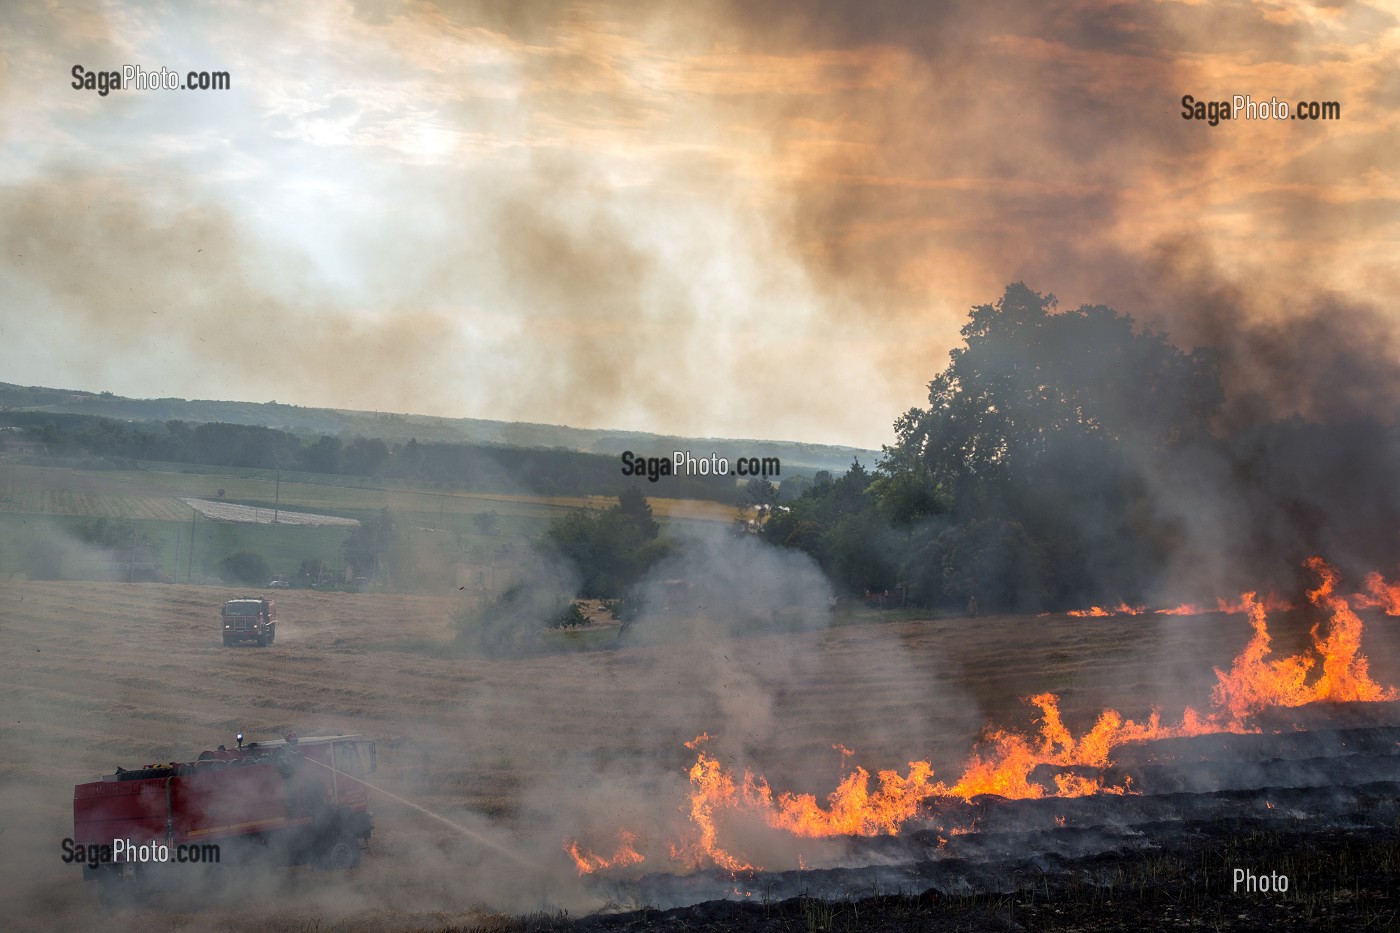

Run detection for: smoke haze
[[3, 1, 1399, 927], [2, 1, 1395, 446]]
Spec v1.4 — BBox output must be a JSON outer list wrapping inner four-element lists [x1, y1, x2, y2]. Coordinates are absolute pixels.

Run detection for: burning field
[[2, 547, 1398, 930], [559, 558, 1400, 909]]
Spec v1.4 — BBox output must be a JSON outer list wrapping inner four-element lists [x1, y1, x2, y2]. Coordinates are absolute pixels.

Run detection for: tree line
[[540, 283, 1400, 615], [0, 413, 740, 503], [758, 284, 1400, 612]]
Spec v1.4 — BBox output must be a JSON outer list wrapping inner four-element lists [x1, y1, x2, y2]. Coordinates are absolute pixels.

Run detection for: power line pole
[[274, 468, 281, 524], [187, 508, 197, 583]]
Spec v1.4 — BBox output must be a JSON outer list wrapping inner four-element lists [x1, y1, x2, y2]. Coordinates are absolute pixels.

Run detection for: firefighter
[[279, 733, 333, 826], [276, 732, 304, 778]]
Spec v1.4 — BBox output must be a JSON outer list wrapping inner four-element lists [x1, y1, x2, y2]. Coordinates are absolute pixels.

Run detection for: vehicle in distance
[[220, 597, 277, 647], [72, 733, 376, 905], [267, 580, 292, 589]]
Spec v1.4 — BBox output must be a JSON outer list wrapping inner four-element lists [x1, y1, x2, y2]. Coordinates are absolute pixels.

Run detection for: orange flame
[[1212, 560, 1395, 721], [1210, 591, 1316, 721], [670, 745, 943, 865], [759, 760, 941, 836], [1303, 557, 1396, 704], [1069, 602, 1145, 617], [574, 557, 1396, 876], [1355, 570, 1400, 615], [564, 831, 645, 875], [1214, 593, 1294, 615], [939, 694, 1190, 800], [668, 739, 759, 872], [1069, 595, 1297, 616]]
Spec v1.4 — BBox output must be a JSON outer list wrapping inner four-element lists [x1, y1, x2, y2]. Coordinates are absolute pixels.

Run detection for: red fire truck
[[71, 733, 375, 905], [221, 597, 277, 646]]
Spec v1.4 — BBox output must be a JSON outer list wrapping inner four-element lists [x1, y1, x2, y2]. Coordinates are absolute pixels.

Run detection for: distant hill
[[0, 383, 880, 475]]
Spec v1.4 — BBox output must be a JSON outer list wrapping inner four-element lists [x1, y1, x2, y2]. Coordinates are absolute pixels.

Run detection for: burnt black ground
[[470, 715, 1400, 933], [476, 818, 1399, 932]]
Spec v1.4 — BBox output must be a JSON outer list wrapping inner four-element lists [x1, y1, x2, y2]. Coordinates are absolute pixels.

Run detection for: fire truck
[[221, 596, 277, 646], [72, 733, 375, 905]]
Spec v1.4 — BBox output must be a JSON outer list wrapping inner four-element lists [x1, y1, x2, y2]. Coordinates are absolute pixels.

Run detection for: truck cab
[[221, 597, 276, 647]]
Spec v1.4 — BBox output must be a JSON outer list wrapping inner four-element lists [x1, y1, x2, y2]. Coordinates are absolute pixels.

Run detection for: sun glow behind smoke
[[566, 556, 1397, 875]]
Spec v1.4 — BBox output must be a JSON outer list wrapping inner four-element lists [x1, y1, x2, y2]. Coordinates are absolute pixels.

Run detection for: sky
[[1, 0, 1396, 449]]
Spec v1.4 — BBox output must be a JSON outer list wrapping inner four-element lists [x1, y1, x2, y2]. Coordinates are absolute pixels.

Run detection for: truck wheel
[[255, 634, 267, 647], [223, 636, 233, 647], [96, 869, 124, 907], [96, 867, 148, 907], [318, 834, 360, 870]]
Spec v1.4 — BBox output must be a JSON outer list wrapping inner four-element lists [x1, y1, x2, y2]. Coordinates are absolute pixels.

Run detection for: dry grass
[[3, 579, 1397, 930]]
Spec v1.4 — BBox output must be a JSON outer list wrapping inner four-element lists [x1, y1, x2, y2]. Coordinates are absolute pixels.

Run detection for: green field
[[0, 459, 733, 586], [0, 512, 348, 582]]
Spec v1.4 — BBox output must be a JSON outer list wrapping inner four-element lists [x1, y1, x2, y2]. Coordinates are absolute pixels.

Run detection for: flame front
[[565, 830, 645, 875], [1071, 595, 1295, 617], [1209, 592, 1316, 720], [569, 557, 1397, 876], [1303, 557, 1395, 703], [1356, 570, 1400, 615], [1069, 602, 1145, 617]]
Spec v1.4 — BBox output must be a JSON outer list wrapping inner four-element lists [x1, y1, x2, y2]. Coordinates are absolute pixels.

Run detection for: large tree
[[546, 491, 668, 598], [761, 460, 901, 596], [878, 284, 1224, 609], [891, 283, 1222, 510], [343, 509, 396, 582]]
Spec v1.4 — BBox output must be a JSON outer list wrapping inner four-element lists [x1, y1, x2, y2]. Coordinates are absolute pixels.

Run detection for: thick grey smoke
[[515, 524, 984, 882], [9, 2, 1391, 446]]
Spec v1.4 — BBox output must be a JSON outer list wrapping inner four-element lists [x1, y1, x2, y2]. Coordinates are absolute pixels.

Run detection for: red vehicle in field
[[71, 733, 375, 905], [221, 597, 277, 646]]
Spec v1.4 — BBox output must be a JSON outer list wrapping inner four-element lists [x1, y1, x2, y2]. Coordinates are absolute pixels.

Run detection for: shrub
[[547, 601, 591, 629], [219, 550, 270, 586]]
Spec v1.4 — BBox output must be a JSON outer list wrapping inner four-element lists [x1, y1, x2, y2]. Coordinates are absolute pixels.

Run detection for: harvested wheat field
[[3, 576, 1399, 931]]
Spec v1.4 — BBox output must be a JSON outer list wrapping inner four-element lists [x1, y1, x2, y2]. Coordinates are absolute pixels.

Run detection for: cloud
[[0, 169, 475, 416], [1, 0, 1395, 447]]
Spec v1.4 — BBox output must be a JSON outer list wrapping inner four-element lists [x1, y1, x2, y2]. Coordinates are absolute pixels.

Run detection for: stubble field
[[2, 580, 1398, 931]]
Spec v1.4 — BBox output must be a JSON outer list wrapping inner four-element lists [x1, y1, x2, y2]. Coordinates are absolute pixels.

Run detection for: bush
[[298, 557, 325, 586], [547, 601, 591, 629], [602, 594, 640, 623], [75, 516, 133, 548], [220, 550, 270, 587], [902, 519, 1044, 613], [544, 493, 666, 599], [452, 582, 573, 656]]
